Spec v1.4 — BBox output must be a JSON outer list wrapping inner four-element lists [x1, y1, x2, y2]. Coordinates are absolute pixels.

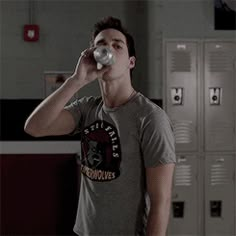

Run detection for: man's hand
[[71, 47, 110, 87]]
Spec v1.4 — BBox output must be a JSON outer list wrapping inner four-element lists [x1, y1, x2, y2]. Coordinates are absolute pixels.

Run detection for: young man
[[24, 16, 176, 236]]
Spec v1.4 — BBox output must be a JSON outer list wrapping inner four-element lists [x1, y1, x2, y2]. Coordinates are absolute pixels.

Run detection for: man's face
[[94, 28, 135, 80]]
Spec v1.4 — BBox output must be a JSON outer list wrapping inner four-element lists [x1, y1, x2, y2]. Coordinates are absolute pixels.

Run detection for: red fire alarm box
[[24, 25, 39, 42]]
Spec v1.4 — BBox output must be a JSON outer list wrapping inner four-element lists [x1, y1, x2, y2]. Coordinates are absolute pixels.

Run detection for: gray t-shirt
[[65, 92, 176, 236]]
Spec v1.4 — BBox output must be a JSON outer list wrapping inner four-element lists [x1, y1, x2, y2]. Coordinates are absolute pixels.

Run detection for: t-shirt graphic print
[[80, 120, 121, 182]]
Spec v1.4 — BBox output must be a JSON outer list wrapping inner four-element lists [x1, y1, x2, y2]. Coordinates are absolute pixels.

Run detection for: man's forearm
[[146, 199, 171, 236], [24, 76, 82, 134]]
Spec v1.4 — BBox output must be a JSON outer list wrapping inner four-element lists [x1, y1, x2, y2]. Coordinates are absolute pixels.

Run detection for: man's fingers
[[97, 65, 110, 77]]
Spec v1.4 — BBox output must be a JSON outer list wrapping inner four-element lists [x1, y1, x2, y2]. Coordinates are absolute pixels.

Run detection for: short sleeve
[[64, 97, 94, 134], [140, 108, 176, 167]]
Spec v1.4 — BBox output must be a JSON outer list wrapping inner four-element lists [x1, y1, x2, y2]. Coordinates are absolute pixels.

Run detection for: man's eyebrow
[[95, 38, 126, 45], [112, 38, 126, 44]]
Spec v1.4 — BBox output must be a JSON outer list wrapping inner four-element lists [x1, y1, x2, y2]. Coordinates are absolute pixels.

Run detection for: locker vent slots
[[171, 51, 191, 72], [209, 51, 234, 72], [172, 120, 193, 144], [210, 161, 231, 185], [174, 164, 192, 186]]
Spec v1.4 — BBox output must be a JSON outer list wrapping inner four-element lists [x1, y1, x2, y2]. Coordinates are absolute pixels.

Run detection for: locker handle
[[210, 200, 222, 218], [172, 201, 185, 218]]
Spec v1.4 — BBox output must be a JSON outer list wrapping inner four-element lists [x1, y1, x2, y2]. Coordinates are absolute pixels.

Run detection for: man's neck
[[98, 78, 135, 108]]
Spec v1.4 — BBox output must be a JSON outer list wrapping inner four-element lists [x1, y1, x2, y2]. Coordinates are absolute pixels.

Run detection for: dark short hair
[[90, 16, 136, 77]]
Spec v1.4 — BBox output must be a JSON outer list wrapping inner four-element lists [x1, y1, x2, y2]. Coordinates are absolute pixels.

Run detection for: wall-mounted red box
[[24, 24, 39, 42]]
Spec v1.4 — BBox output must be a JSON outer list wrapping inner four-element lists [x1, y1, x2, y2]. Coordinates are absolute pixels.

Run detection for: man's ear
[[129, 56, 136, 69]]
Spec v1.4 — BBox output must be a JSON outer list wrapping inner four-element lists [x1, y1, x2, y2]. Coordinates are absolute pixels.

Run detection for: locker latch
[[209, 88, 222, 105], [210, 200, 222, 217], [172, 201, 184, 218], [171, 88, 183, 105]]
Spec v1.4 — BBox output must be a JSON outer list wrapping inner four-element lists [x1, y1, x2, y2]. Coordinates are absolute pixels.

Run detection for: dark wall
[[0, 99, 81, 141], [1, 154, 80, 235]]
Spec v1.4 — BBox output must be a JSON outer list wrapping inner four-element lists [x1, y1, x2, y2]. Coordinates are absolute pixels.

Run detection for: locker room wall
[[0, 0, 149, 98]]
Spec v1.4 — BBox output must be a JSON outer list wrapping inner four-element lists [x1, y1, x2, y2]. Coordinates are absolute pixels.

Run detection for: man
[[24, 16, 176, 236]]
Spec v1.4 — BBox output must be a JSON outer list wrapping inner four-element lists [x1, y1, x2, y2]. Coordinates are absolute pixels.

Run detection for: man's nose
[[107, 44, 115, 52]]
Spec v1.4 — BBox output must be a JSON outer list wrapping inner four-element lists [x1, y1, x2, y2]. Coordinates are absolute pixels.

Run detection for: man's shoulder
[[134, 93, 164, 115], [132, 93, 172, 129]]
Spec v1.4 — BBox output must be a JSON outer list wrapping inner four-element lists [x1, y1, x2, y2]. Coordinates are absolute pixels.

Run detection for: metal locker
[[205, 155, 235, 236], [168, 155, 199, 236], [164, 41, 199, 152], [204, 42, 236, 151]]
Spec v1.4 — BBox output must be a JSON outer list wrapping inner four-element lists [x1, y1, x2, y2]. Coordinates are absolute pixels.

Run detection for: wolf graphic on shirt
[[84, 139, 105, 169], [80, 120, 122, 181]]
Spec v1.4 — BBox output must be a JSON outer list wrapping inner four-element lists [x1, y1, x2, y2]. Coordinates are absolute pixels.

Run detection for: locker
[[164, 42, 199, 152], [204, 42, 236, 151], [205, 155, 235, 236], [164, 40, 236, 236], [168, 155, 199, 236]]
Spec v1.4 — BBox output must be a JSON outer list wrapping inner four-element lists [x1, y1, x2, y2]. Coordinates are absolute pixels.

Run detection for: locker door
[[204, 42, 236, 151], [165, 42, 199, 152], [168, 155, 199, 235], [205, 155, 235, 236]]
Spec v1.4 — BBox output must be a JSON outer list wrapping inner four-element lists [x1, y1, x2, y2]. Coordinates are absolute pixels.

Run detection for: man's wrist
[[65, 75, 85, 91]]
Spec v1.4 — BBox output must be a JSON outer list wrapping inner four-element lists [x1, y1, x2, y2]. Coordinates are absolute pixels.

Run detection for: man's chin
[[102, 71, 118, 81]]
